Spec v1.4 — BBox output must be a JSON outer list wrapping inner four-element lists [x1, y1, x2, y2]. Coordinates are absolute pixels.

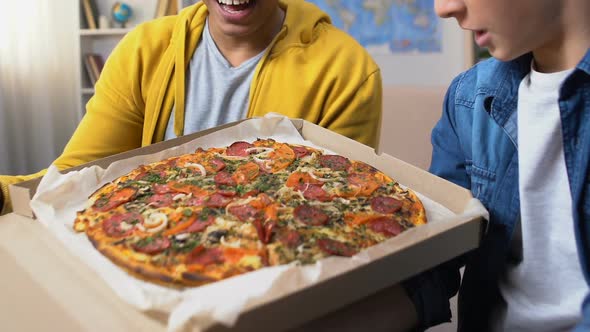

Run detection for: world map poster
[[308, 0, 441, 54]]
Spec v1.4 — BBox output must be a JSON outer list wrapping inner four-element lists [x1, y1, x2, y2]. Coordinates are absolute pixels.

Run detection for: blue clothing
[[405, 50, 590, 331]]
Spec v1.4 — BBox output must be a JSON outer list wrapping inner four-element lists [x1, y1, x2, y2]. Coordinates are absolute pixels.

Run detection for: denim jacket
[[404, 50, 590, 331]]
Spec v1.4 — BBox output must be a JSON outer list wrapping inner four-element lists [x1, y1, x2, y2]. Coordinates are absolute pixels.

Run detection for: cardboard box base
[[5, 118, 484, 331], [0, 212, 480, 332], [0, 214, 165, 332], [209, 216, 480, 331]]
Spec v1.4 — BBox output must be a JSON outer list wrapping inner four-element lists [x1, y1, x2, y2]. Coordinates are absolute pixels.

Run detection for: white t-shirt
[[496, 63, 588, 331]]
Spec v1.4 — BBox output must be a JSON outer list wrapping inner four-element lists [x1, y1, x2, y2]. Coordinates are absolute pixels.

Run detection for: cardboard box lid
[[5, 118, 485, 331], [10, 118, 472, 217]]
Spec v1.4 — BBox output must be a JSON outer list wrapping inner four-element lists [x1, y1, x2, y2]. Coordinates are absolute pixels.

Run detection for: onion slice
[[184, 163, 207, 176]]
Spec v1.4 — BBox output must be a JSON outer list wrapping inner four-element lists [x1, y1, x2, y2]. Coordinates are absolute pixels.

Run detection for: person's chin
[[488, 46, 527, 62]]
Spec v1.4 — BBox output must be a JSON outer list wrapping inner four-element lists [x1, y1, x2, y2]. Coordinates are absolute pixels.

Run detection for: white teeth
[[217, 0, 250, 5]]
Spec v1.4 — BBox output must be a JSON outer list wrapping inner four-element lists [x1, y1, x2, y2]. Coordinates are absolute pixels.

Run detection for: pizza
[[73, 139, 427, 287]]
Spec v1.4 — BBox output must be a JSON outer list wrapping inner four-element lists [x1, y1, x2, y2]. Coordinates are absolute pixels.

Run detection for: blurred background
[[0, 0, 487, 177], [0, 1, 491, 330]]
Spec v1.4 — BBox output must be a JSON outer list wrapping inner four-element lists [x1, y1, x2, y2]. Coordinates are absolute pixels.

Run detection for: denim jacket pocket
[[465, 160, 496, 206]]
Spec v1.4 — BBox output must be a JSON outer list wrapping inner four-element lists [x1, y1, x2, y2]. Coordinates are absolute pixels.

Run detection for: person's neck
[[209, 8, 285, 67], [533, 0, 590, 73]]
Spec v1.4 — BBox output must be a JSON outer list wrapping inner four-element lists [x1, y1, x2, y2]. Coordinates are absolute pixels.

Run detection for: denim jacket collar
[[577, 48, 590, 75], [480, 50, 590, 147]]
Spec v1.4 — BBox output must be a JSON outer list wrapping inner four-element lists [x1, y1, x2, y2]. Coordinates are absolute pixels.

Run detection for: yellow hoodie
[[0, 0, 382, 213]]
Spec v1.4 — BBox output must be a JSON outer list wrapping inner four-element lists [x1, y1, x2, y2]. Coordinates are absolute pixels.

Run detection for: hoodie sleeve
[[51, 28, 147, 171], [318, 68, 383, 149]]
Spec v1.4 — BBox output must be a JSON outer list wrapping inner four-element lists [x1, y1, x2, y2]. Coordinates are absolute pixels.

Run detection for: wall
[[375, 23, 472, 86], [378, 86, 446, 170], [379, 86, 458, 332]]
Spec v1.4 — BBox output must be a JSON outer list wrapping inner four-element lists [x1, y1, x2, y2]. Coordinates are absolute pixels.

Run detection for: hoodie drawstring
[[174, 18, 188, 137]]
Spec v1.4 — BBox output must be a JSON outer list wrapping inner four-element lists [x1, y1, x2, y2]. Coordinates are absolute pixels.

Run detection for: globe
[[112, 2, 132, 28]]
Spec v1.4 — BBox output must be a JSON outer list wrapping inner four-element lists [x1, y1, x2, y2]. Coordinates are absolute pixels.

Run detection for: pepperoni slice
[[186, 196, 206, 207], [209, 158, 226, 172], [186, 246, 225, 265], [370, 196, 403, 214], [228, 204, 262, 222], [93, 187, 137, 212], [132, 168, 149, 181], [319, 155, 351, 171], [132, 172, 147, 181], [206, 193, 232, 208], [317, 238, 357, 257], [147, 194, 174, 208], [214, 171, 236, 186], [186, 215, 215, 233], [252, 220, 277, 244], [292, 146, 311, 158], [278, 229, 302, 248], [302, 184, 331, 202], [294, 205, 329, 226], [263, 221, 276, 244], [259, 248, 270, 267], [368, 217, 403, 237], [252, 220, 265, 244], [153, 183, 174, 195], [132, 237, 170, 255], [226, 141, 254, 157], [217, 189, 237, 197], [102, 212, 141, 238]]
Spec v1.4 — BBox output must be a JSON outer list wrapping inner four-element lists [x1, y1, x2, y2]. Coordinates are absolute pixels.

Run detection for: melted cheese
[[214, 216, 239, 229], [238, 223, 257, 238], [126, 250, 151, 263], [220, 236, 241, 248], [317, 227, 348, 242], [239, 255, 263, 269]]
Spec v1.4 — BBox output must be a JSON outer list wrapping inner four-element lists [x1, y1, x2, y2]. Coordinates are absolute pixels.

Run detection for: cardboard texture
[[5, 117, 485, 331]]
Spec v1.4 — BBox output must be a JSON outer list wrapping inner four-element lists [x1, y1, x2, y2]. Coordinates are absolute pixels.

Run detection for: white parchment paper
[[30, 114, 487, 331]]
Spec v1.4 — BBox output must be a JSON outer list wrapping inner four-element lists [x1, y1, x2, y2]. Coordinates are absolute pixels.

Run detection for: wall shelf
[[80, 28, 132, 36], [76, 0, 193, 115]]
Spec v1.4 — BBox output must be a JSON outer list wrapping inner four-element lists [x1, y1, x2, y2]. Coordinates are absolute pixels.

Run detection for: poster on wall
[[308, 0, 441, 54], [308, 0, 472, 86]]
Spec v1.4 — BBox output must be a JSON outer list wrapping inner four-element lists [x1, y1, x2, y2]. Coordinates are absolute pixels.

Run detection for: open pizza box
[[7, 115, 487, 331]]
